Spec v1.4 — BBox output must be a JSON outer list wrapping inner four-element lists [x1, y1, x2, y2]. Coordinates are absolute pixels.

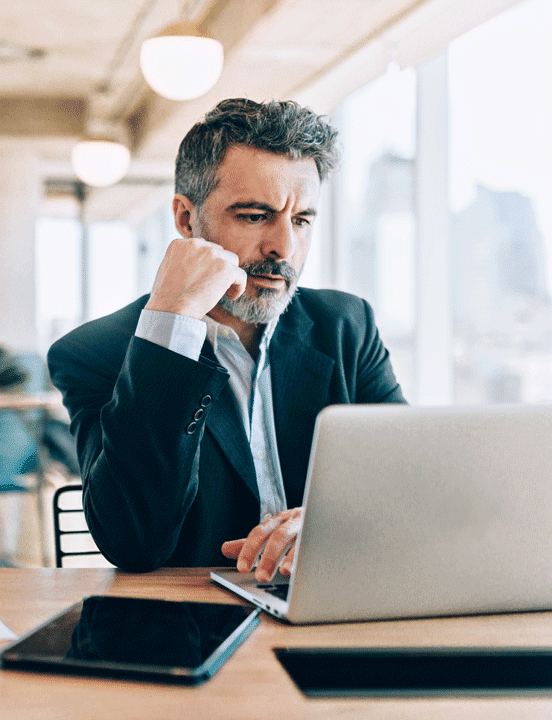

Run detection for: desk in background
[[0, 392, 66, 566], [2, 567, 552, 719]]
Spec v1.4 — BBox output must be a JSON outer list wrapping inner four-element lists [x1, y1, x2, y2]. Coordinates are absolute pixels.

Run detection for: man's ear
[[173, 194, 196, 238]]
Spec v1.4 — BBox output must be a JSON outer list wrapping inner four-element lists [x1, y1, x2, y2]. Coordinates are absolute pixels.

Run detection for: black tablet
[[1, 596, 260, 684], [274, 646, 552, 697]]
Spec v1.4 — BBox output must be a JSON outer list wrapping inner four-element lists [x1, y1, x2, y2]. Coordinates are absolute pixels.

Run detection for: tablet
[[1, 595, 260, 684], [274, 646, 552, 697]]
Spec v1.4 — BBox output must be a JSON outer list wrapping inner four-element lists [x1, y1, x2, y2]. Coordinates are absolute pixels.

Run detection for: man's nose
[[261, 218, 295, 260]]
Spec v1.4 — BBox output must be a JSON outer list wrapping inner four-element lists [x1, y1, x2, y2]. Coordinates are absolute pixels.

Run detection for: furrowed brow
[[227, 201, 276, 213], [227, 201, 317, 217]]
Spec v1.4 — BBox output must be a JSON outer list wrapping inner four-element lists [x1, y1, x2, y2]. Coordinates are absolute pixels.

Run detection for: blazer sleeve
[[48, 333, 229, 571], [355, 299, 407, 404]]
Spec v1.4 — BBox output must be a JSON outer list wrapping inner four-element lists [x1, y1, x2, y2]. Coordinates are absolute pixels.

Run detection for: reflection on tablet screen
[[2, 596, 260, 683]]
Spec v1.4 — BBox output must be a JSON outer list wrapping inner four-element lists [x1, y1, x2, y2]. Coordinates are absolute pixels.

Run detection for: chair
[[53, 484, 113, 568]]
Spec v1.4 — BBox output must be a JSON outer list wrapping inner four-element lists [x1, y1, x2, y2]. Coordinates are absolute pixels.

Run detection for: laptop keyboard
[[257, 583, 289, 601]]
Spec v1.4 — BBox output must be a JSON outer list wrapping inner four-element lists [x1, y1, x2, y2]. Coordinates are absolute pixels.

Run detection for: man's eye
[[294, 217, 311, 227], [238, 213, 266, 223]]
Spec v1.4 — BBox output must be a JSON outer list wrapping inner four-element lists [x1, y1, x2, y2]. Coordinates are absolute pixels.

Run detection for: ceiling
[[0, 0, 442, 219]]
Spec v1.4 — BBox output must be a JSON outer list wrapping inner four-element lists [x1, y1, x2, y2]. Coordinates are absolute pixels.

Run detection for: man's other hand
[[145, 237, 247, 319], [221, 507, 303, 583]]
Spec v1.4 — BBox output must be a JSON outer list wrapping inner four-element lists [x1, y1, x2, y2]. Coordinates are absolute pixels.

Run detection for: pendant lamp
[[71, 141, 131, 187], [71, 120, 131, 188], [140, 22, 223, 101]]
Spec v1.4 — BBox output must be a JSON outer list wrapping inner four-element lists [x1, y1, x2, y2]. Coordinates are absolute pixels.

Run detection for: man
[[48, 98, 405, 581]]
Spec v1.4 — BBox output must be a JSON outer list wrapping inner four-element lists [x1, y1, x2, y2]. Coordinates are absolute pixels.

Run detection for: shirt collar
[[204, 314, 279, 355]]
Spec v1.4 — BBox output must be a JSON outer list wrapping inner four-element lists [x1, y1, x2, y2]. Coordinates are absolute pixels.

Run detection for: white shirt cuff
[[135, 309, 207, 361]]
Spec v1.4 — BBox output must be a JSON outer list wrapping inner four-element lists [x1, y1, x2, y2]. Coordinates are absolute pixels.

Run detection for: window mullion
[[414, 49, 453, 405]]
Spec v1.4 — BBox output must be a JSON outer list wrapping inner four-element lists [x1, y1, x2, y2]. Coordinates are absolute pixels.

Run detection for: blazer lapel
[[197, 300, 336, 508], [200, 341, 259, 500], [270, 311, 335, 508]]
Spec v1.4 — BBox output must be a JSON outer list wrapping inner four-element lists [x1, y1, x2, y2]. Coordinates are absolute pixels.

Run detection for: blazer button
[[186, 422, 197, 435], [193, 408, 204, 421], [200, 395, 212, 408]]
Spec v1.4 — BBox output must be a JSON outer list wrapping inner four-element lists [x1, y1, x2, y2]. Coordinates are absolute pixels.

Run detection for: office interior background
[[1, 0, 549, 407], [0, 0, 548, 564], [0, 0, 550, 563]]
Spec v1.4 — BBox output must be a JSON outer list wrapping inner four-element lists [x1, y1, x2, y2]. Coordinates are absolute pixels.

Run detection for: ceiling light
[[71, 120, 131, 187], [71, 141, 131, 187], [140, 22, 223, 101]]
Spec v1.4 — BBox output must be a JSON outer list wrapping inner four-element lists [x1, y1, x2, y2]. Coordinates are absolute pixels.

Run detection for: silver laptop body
[[211, 403, 552, 624]]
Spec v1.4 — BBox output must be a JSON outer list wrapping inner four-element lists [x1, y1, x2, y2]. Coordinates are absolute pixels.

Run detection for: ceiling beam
[[0, 97, 85, 137]]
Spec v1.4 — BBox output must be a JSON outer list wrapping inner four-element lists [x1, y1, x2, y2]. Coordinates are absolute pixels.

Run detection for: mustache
[[241, 259, 298, 288]]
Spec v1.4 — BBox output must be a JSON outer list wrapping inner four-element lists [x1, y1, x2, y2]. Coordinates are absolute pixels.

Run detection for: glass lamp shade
[[71, 141, 131, 187], [140, 35, 223, 101]]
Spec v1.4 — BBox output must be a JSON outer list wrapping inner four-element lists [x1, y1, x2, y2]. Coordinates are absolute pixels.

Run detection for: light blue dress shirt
[[135, 308, 287, 522]]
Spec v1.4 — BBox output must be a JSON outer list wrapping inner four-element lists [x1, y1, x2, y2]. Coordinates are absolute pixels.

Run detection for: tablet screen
[[2, 596, 260, 684]]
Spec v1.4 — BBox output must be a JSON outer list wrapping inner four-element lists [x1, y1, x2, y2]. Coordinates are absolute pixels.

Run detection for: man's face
[[181, 145, 321, 324]]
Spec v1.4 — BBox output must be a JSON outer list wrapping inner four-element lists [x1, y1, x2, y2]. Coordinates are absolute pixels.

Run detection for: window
[[449, 0, 552, 403], [331, 65, 417, 400], [87, 222, 138, 321], [36, 188, 173, 350], [329, 0, 551, 405], [35, 199, 82, 353]]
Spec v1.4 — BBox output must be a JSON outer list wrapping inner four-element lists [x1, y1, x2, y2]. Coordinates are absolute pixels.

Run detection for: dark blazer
[[48, 288, 405, 571]]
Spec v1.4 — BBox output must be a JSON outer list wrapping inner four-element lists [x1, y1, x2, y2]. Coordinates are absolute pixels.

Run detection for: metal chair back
[[53, 484, 112, 567]]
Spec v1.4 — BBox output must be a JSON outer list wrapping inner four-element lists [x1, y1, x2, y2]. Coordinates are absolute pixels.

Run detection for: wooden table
[[0, 392, 64, 413], [2, 568, 552, 719]]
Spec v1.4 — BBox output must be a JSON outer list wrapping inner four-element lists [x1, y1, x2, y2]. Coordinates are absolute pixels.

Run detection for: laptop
[[211, 403, 552, 624]]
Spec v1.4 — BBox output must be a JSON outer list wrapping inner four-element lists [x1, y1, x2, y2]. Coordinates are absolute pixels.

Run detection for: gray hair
[[174, 98, 340, 206]]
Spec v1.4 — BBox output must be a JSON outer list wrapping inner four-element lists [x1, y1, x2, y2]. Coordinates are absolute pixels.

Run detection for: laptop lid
[[213, 403, 552, 624]]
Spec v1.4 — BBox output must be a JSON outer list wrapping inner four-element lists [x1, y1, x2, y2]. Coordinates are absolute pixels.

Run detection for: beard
[[196, 213, 301, 325], [218, 257, 300, 324]]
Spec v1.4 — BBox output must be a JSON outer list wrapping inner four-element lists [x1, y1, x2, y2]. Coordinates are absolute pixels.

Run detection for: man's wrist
[[135, 309, 206, 360]]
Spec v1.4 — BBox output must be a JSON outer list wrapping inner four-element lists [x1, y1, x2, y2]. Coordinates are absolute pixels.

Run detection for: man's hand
[[145, 237, 248, 319], [221, 507, 303, 583]]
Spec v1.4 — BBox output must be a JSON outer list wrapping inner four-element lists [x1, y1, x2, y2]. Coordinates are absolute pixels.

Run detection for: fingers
[[254, 521, 298, 583], [279, 543, 295, 577], [225, 266, 248, 300], [221, 538, 246, 559], [145, 238, 247, 318], [222, 508, 303, 583], [236, 515, 283, 575]]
